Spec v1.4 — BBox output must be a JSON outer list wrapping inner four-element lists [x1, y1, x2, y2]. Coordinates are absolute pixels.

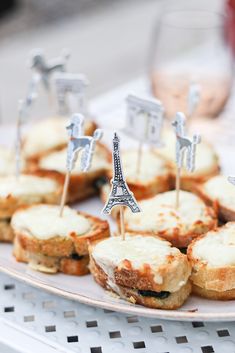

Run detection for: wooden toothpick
[[172, 112, 201, 209], [15, 100, 23, 179], [59, 171, 70, 217]]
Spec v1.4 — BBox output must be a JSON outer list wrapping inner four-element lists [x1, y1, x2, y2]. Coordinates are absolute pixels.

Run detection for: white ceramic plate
[[1, 78, 235, 321], [1, 237, 235, 322]]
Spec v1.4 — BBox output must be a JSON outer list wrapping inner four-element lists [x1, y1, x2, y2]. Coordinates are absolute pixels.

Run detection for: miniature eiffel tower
[[102, 133, 140, 214]]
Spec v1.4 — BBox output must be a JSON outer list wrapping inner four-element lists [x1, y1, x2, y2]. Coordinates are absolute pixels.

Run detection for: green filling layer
[[138, 290, 170, 299], [70, 253, 84, 261]]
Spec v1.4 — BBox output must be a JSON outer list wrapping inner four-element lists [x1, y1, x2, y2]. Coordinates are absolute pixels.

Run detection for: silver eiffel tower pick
[[102, 133, 140, 240]]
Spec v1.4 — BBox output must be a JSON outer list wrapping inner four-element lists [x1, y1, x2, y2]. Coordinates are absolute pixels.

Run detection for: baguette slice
[[188, 222, 235, 300], [0, 174, 62, 219], [13, 236, 90, 275], [12, 204, 110, 274], [195, 175, 235, 222], [89, 235, 191, 309], [27, 142, 111, 203], [0, 219, 14, 242], [0, 146, 25, 176], [123, 190, 217, 248], [23, 116, 97, 163], [158, 130, 220, 191]]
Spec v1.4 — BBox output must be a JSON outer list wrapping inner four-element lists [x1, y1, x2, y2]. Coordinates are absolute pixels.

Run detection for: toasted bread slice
[[27, 142, 111, 203], [188, 222, 235, 300], [105, 149, 171, 201], [89, 235, 191, 309], [23, 116, 97, 163], [195, 175, 235, 222], [123, 190, 217, 248], [0, 219, 14, 242], [0, 146, 26, 176], [13, 235, 89, 275], [158, 130, 220, 191], [12, 204, 110, 258], [0, 174, 62, 219]]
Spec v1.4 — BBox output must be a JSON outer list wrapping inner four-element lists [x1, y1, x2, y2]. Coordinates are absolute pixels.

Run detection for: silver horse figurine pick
[[59, 113, 103, 217], [228, 176, 235, 186], [31, 49, 70, 90], [66, 114, 103, 173], [172, 112, 201, 208], [102, 132, 140, 240], [172, 112, 201, 173]]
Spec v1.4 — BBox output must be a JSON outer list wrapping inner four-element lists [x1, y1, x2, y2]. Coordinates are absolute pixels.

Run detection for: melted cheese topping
[[23, 117, 92, 157], [125, 190, 212, 236], [0, 146, 25, 176], [0, 175, 58, 198], [92, 235, 185, 289], [11, 204, 91, 239], [39, 145, 109, 174], [159, 130, 218, 176], [192, 223, 235, 267], [203, 175, 235, 209], [121, 150, 168, 183]]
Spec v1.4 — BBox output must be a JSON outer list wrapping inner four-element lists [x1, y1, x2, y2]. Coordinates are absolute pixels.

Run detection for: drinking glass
[[149, 10, 233, 119]]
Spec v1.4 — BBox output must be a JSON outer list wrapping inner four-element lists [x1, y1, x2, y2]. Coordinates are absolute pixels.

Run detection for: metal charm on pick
[[125, 94, 164, 147], [172, 112, 201, 173], [30, 48, 70, 90], [66, 113, 103, 173], [54, 72, 89, 115], [102, 132, 140, 215]]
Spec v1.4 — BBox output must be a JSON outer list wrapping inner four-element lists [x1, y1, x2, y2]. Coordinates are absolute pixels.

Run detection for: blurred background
[[0, 0, 228, 122]]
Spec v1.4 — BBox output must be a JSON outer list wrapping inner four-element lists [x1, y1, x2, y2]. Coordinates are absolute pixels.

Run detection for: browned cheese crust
[[13, 208, 110, 258]]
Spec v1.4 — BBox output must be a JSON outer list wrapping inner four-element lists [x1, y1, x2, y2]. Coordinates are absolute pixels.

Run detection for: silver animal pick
[[30, 48, 70, 90], [125, 94, 164, 147], [228, 176, 235, 186], [102, 132, 141, 215], [172, 112, 201, 172], [54, 72, 89, 115], [188, 82, 201, 118], [66, 113, 103, 173]]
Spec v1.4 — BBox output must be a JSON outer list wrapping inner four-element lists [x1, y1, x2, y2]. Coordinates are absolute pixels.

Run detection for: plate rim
[[1, 263, 235, 322]]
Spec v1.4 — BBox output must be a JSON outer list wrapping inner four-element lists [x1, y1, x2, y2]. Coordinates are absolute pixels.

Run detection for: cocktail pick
[[54, 72, 89, 115], [102, 132, 141, 240], [15, 100, 24, 179], [30, 48, 70, 90], [187, 82, 201, 120], [125, 94, 164, 177], [15, 86, 38, 179], [59, 113, 103, 217], [172, 112, 201, 208], [228, 176, 235, 186]]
